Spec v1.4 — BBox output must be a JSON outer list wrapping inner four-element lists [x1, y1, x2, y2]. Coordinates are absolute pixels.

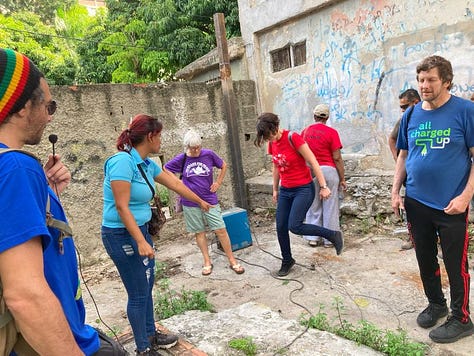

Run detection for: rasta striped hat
[[0, 48, 43, 123]]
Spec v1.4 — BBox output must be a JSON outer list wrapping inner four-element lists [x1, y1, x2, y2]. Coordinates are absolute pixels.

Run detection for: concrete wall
[[34, 82, 259, 264], [238, 0, 474, 169]]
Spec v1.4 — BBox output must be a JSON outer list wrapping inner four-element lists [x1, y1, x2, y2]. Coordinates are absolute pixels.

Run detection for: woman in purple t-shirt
[[165, 130, 245, 276]]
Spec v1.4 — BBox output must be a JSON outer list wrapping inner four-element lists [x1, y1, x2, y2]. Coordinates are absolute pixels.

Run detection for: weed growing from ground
[[154, 278, 213, 319], [228, 337, 258, 356], [300, 298, 428, 356]]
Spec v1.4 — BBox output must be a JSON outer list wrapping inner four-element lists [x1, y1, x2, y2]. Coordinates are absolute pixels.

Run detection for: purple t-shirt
[[165, 149, 223, 207]]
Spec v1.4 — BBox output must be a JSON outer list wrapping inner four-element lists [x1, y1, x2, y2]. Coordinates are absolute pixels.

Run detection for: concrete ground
[[82, 214, 474, 355]]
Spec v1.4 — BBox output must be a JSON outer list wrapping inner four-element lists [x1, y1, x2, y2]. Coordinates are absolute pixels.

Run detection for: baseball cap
[[313, 104, 329, 118]]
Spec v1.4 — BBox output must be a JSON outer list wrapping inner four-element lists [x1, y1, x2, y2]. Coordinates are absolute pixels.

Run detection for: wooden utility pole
[[213, 13, 248, 209]]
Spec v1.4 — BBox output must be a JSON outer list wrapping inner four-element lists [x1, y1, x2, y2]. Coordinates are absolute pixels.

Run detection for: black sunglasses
[[400, 104, 409, 110], [46, 100, 57, 115]]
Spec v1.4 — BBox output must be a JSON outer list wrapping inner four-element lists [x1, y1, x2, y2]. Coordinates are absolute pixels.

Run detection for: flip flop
[[202, 264, 213, 276], [229, 263, 245, 274]]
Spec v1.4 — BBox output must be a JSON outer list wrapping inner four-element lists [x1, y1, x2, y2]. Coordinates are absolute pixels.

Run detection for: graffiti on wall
[[272, 0, 474, 154]]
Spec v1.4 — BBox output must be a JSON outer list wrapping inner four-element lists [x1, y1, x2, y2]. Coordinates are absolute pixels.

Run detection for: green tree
[[57, 5, 114, 83], [0, 12, 78, 85], [100, 0, 240, 82], [141, 0, 240, 69], [99, 17, 172, 83], [0, 0, 75, 24]]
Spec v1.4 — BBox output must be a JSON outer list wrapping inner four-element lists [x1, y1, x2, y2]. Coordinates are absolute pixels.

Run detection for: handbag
[[137, 164, 166, 237], [174, 154, 187, 213]]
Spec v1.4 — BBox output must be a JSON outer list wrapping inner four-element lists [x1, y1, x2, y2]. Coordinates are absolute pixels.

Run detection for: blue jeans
[[101, 224, 156, 352], [276, 183, 337, 262]]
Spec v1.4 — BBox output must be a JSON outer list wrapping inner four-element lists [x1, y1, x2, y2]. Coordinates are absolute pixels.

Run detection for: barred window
[[293, 41, 306, 67], [271, 46, 291, 72], [271, 41, 306, 73]]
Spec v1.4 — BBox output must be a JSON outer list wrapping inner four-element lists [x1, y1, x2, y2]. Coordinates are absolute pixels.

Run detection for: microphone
[[48, 134, 58, 163]]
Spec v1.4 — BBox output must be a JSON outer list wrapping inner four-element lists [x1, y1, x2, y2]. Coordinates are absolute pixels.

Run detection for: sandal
[[202, 264, 213, 276], [229, 263, 245, 274]]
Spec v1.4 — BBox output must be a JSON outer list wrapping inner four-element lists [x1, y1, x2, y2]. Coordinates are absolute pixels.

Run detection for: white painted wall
[[238, 0, 474, 166]]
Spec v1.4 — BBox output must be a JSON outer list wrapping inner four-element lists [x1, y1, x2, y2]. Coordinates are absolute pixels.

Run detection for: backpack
[[0, 148, 73, 356]]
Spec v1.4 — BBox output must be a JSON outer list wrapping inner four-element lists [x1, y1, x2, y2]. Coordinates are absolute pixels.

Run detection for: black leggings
[[405, 196, 471, 322]]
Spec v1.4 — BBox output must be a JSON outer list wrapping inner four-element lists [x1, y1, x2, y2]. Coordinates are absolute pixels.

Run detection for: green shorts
[[182, 205, 226, 233]]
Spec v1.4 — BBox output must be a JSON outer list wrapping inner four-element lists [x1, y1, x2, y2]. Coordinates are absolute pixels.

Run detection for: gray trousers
[[304, 166, 340, 244]]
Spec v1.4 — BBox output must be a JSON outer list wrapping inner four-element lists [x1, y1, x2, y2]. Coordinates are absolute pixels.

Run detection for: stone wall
[[33, 80, 397, 265], [36, 81, 260, 264]]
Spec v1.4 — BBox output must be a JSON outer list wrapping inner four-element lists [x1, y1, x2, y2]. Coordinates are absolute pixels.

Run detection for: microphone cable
[[75, 244, 126, 347], [47, 144, 125, 348]]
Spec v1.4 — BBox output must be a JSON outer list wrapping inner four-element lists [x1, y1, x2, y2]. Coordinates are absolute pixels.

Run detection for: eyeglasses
[[46, 100, 57, 115], [400, 104, 409, 110], [188, 146, 201, 151]]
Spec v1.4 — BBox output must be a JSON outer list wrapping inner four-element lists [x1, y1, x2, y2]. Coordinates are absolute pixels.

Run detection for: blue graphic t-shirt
[[0, 144, 99, 355], [397, 96, 474, 209]]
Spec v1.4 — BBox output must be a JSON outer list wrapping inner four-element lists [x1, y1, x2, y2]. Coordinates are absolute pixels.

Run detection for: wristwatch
[[320, 185, 328, 190]]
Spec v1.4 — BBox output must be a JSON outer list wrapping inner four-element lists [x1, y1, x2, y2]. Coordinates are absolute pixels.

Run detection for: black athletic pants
[[405, 196, 471, 323], [92, 329, 128, 356]]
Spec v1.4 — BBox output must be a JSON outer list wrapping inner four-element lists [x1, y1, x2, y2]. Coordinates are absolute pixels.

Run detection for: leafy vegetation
[[154, 263, 213, 319], [0, 0, 240, 84], [228, 337, 258, 356], [300, 299, 428, 356]]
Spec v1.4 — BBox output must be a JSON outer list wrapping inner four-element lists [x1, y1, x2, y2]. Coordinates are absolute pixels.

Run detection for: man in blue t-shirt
[[392, 55, 474, 344], [0, 49, 126, 355]]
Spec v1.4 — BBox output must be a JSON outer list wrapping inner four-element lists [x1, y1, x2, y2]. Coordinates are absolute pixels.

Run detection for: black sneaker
[[429, 316, 474, 343], [136, 347, 163, 356], [150, 331, 178, 349], [416, 303, 448, 328], [333, 231, 344, 255], [277, 258, 295, 276]]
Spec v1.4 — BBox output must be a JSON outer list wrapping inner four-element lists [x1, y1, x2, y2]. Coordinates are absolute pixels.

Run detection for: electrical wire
[[209, 215, 316, 355], [212, 211, 407, 353], [0, 24, 158, 50], [53, 178, 125, 348]]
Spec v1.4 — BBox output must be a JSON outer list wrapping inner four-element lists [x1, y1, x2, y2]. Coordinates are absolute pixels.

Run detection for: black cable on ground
[[213, 212, 408, 353], [209, 214, 316, 354]]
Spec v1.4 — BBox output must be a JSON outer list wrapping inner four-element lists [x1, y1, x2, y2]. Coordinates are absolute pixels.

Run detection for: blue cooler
[[219, 207, 253, 251]]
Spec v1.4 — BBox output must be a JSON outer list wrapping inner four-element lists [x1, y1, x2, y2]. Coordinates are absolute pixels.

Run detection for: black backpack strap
[[137, 164, 155, 197], [404, 105, 415, 142], [288, 131, 295, 150]]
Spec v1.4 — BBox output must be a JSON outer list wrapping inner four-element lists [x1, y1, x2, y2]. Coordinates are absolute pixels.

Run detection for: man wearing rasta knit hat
[[0, 49, 126, 355]]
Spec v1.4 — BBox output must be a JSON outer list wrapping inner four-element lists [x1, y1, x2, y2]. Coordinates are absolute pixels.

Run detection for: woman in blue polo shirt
[[101, 114, 210, 356]]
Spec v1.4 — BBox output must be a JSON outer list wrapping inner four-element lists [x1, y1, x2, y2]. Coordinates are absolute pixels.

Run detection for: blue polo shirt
[[102, 148, 162, 228]]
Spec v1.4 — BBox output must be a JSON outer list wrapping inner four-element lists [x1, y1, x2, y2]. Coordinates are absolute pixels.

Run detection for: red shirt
[[268, 130, 312, 188], [301, 123, 342, 167]]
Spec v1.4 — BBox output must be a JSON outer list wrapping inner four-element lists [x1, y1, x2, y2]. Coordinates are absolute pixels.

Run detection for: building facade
[[238, 0, 474, 167]]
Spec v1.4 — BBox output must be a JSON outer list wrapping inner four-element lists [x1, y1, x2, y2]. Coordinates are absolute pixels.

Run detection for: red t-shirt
[[268, 130, 312, 188], [301, 123, 342, 167]]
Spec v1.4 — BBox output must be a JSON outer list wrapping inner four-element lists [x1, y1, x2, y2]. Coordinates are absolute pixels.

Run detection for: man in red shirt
[[301, 104, 346, 247]]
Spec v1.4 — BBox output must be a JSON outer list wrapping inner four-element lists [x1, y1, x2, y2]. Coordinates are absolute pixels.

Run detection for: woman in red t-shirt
[[255, 112, 344, 276]]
